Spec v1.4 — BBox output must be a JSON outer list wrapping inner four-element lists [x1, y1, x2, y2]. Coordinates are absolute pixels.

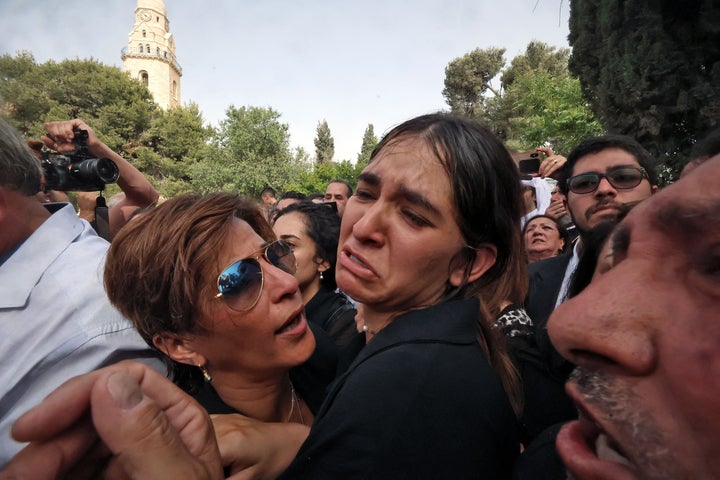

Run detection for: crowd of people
[[1, 112, 719, 479]]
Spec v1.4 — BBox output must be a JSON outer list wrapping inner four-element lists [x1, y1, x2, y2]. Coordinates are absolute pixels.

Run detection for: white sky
[[1, 0, 570, 162]]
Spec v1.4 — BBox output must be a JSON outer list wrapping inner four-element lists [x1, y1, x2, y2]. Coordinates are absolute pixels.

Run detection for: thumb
[[91, 371, 222, 480]]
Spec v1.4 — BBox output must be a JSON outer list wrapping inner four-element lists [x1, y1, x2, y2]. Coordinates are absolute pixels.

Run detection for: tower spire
[[121, 0, 182, 109]]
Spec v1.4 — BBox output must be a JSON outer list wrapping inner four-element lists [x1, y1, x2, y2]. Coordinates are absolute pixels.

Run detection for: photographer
[[42, 119, 159, 239], [0, 118, 162, 465]]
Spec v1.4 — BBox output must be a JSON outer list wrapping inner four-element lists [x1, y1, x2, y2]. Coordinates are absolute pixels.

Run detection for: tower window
[[146, 44, 150, 53], [140, 71, 149, 86], [138, 43, 143, 53], [156, 47, 160, 55], [172, 80, 177, 99], [142, 30, 146, 38]]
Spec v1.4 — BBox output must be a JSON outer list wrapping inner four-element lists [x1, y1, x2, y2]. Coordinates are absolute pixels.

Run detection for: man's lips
[[556, 382, 638, 480]]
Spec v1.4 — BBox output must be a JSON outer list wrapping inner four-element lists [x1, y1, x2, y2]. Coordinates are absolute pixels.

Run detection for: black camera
[[41, 130, 119, 191]]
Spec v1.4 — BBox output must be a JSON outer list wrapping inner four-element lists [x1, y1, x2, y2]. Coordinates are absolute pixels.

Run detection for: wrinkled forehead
[[621, 154, 720, 241]]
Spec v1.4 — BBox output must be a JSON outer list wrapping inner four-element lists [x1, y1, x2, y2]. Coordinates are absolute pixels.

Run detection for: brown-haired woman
[[104, 193, 335, 422]]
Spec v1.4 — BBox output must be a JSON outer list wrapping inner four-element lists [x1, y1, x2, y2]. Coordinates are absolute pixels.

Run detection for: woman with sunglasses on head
[[103, 193, 336, 424], [273, 201, 357, 348]]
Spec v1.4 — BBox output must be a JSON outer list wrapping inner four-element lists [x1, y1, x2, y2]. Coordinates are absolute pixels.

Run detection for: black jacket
[[281, 298, 519, 479]]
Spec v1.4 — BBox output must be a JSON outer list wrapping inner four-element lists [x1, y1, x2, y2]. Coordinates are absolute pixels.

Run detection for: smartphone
[[518, 153, 541, 174]]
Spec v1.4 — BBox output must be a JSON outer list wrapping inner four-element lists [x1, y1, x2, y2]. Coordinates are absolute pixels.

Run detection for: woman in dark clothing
[[273, 201, 357, 348]]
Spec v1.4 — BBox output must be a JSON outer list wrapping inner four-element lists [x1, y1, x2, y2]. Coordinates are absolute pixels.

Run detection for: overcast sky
[[1, 0, 570, 161]]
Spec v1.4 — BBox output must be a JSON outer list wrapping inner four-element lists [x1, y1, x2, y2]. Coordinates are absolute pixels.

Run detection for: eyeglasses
[[566, 167, 648, 194], [215, 240, 296, 312]]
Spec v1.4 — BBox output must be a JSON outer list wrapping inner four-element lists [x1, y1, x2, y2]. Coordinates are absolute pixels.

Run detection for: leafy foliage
[[443, 42, 603, 154], [0, 53, 156, 153], [569, 0, 720, 178]]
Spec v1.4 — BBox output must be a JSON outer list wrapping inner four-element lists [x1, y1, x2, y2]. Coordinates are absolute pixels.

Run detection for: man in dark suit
[[522, 135, 659, 442]]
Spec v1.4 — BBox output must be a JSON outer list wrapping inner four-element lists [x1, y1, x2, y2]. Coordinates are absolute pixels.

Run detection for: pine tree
[[314, 119, 335, 164], [357, 124, 377, 167]]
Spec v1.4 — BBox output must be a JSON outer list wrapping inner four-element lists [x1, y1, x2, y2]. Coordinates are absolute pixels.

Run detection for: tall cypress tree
[[314, 119, 335, 164], [569, 0, 720, 179]]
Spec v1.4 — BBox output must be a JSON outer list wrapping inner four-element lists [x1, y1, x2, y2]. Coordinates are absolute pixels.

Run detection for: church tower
[[121, 0, 182, 109]]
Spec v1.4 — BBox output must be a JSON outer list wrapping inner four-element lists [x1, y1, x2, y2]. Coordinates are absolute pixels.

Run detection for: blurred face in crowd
[[523, 216, 564, 262], [324, 182, 351, 216], [335, 136, 494, 317], [548, 155, 720, 480], [566, 148, 656, 232]]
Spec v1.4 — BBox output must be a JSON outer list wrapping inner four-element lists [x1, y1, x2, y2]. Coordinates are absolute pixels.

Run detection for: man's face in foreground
[[549, 154, 720, 480]]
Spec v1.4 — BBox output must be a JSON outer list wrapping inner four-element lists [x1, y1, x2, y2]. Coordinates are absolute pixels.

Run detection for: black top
[[280, 298, 520, 479], [305, 285, 357, 349]]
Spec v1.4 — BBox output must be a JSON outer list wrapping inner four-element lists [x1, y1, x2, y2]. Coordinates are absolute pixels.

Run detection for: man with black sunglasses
[[520, 134, 659, 445]]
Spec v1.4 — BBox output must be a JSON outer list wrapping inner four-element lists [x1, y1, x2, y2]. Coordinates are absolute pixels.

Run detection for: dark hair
[[370, 112, 524, 416], [327, 179, 353, 197], [559, 134, 658, 195], [273, 200, 342, 290], [306, 192, 325, 202], [567, 202, 635, 299], [104, 193, 275, 393], [280, 190, 306, 201], [522, 214, 570, 256], [0, 118, 43, 195], [261, 186, 277, 197]]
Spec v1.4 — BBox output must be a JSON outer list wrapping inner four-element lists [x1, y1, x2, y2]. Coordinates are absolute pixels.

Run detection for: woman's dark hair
[[369, 112, 524, 416], [522, 214, 570, 256], [273, 200, 341, 290], [104, 193, 275, 393]]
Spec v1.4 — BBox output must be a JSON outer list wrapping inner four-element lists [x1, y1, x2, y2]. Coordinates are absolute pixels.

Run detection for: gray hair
[[0, 118, 43, 195]]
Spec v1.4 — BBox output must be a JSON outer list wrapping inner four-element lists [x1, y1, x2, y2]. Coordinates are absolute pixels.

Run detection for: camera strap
[[94, 195, 111, 242]]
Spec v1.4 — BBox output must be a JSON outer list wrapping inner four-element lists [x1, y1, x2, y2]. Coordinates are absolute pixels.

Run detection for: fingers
[[1, 417, 104, 479], [539, 154, 567, 178], [42, 119, 94, 152], [90, 370, 224, 479]]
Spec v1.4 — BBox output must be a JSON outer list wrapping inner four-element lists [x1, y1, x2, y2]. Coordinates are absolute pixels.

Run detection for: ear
[[315, 256, 331, 273], [152, 333, 206, 367], [650, 184, 659, 194], [448, 244, 498, 287]]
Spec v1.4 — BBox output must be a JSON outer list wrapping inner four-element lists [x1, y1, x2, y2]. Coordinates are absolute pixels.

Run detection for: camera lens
[[72, 158, 119, 184]]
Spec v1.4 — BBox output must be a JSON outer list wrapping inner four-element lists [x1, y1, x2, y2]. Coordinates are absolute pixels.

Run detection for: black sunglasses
[[566, 167, 648, 194], [215, 240, 296, 312]]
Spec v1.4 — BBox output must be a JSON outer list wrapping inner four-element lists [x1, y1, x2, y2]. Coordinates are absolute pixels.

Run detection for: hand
[[42, 119, 101, 155], [536, 147, 567, 178], [212, 414, 309, 480], [544, 199, 568, 220], [1, 361, 224, 480]]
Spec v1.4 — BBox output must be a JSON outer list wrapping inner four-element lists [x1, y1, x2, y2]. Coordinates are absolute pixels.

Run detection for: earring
[[319, 271, 324, 281], [200, 365, 212, 383]]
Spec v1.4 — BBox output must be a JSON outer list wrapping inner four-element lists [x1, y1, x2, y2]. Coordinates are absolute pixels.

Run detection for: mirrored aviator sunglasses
[[215, 240, 296, 312]]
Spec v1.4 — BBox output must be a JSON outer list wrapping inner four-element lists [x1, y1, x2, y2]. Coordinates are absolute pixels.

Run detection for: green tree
[[503, 71, 603, 154], [0, 52, 156, 153], [357, 123, 378, 167], [191, 105, 300, 196], [442, 47, 506, 119], [569, 0, 720, 178], [443, 42, 603, 153], [314, 119, 335, 164]]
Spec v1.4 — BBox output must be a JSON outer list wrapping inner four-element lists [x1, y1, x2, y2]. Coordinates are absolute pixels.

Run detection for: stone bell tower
[[121, 0, 182, 109]]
